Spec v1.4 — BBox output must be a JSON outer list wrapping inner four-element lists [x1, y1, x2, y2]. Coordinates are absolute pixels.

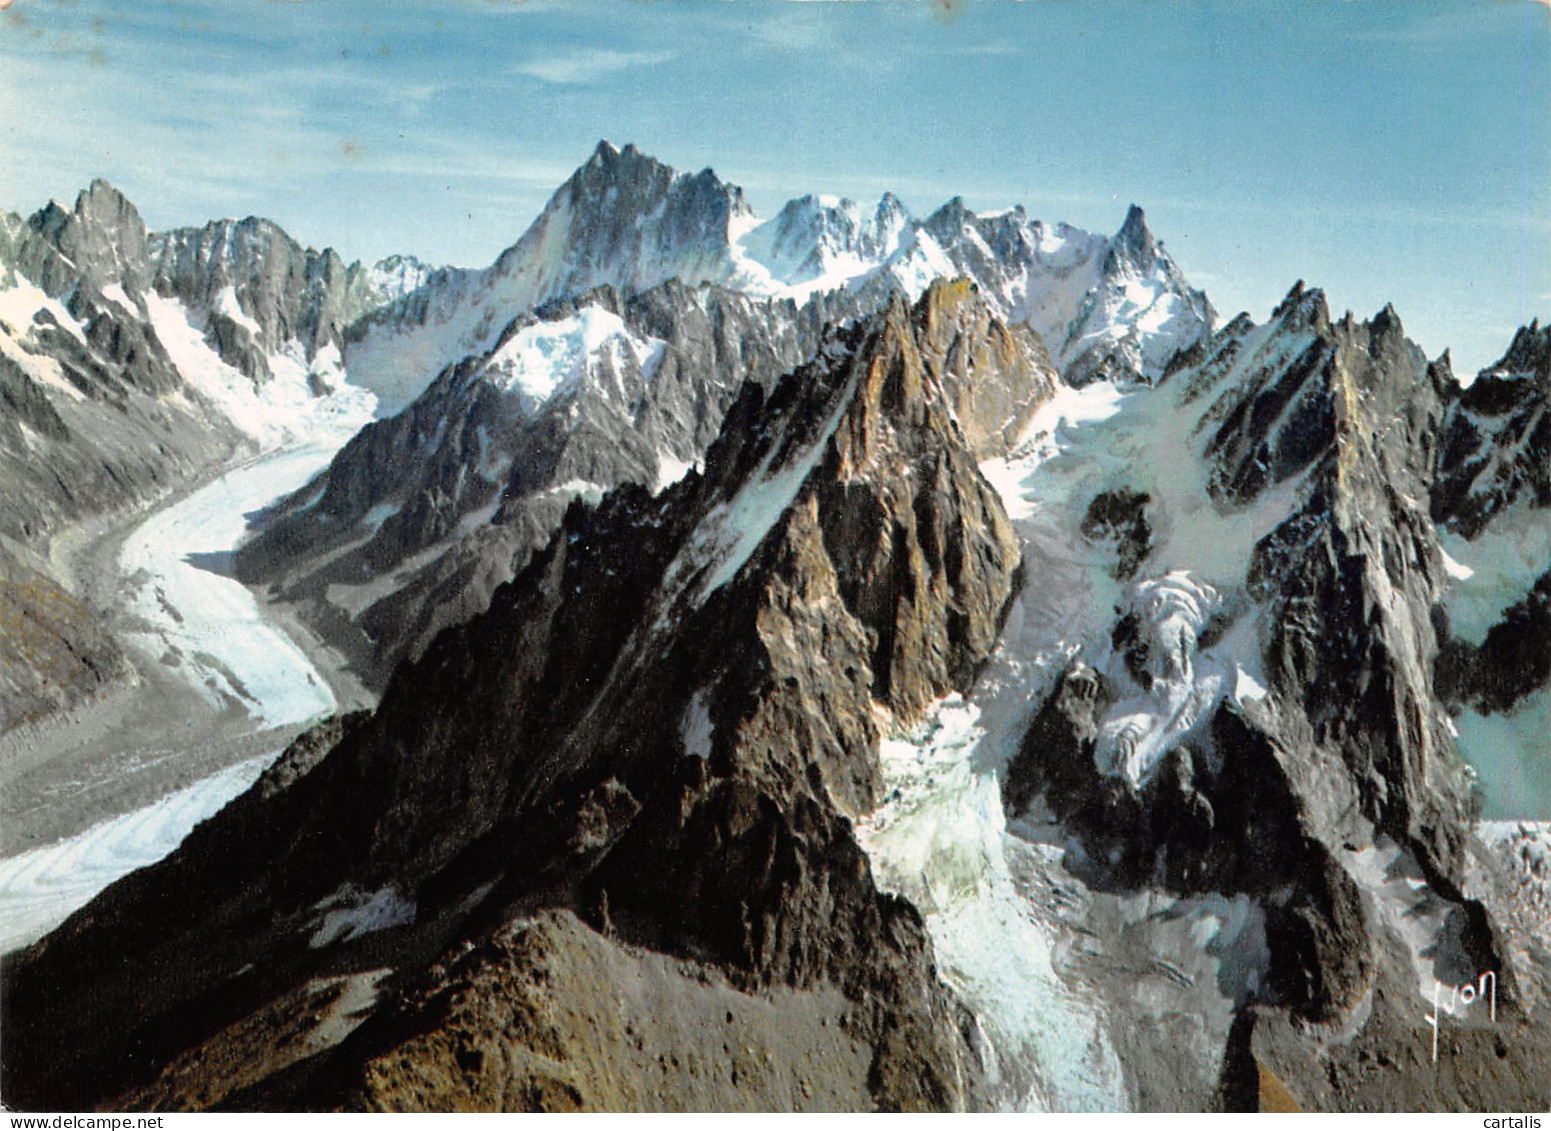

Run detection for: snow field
[[144, 291, 377, 449], [310, 886, 417, 948], [1438, 508, 1551, 648], [481, 305, 666, 411]]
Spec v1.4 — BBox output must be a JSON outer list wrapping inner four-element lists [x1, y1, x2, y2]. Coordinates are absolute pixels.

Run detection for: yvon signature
[[1424, 970, 1496, 1063]]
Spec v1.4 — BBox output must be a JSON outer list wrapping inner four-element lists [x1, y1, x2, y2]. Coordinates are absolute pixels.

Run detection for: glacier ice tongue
[[0, 753, 276, 954]]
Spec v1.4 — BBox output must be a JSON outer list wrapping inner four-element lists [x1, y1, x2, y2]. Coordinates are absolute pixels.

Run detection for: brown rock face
[[911, 276, 1057, 459], [819, 284, 1029, 724], [1, 280, 1044, 1112]]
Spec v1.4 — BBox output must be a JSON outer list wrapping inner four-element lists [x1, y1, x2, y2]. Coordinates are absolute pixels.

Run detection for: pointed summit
[[1369, 301, 1405, 350], [1110, 204, 1157, 271], [17, 178, 151, 296], [1271, 279, 1330, 331], [921, 195, 973, 241]]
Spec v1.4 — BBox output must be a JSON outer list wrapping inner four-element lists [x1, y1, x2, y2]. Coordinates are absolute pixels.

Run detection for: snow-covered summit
[[733, 191, 913, 293], [345, 140, 759, 413], [479, 304, 666, 414]]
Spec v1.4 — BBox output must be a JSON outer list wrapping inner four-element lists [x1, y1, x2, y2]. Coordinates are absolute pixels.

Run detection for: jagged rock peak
[[748, 191, 914, 282], [1432, 320, 1551, 535], [571, 138, 752, 222], [1484, 319, 1551, 382], [1368, 301, 1404, 344], [1110, 203, 1158, 271], [78, 178, 143, 229], [906, 276, 1058, 458], [876, 189, 908, 219], [1269, 279, 1331, 330], [921, 194, 972, 239], [19, 178, 152, 296]]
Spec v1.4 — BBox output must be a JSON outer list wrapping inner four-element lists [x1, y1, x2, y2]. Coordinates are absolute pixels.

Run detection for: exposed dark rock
[[1435, 569, 1551, 716], [1080, 488, 1152, 579], [149, 216, 418, 382], [0, 545, 131, 732], [233, 276, 888, 684], [1431, 321, 1550, 538]]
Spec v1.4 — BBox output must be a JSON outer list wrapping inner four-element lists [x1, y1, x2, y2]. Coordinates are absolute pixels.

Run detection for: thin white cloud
[[941, 41, 1026, 58], [512, 48, 673, 85]]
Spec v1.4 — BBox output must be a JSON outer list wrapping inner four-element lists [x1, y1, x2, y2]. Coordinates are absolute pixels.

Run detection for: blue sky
[[1, 0, 1546, 374]]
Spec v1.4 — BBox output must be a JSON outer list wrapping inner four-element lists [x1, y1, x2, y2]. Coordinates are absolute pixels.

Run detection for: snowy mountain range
[[234, 140, 1201, 683], [0, 142, 1547, 1114], [344, 141, 1210, 414]]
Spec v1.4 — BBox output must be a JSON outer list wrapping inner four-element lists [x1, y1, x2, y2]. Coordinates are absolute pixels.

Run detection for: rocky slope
[[148, 217, 429, 390], [0, 543, 132, 733], [0, 281, 1050, 1111], [1432, 320, 1549, 539], [234, 280, 879, 682], [0, 183, 243, 549], [993, 288, 1549, 1109], [1431, 323, 1551, 720]]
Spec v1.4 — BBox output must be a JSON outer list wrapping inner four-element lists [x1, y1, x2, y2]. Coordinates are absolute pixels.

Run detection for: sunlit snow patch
[[213, 284, 262, 338], [1440, 548, 1475, 581], [0, 275, 88, 346], [100, 282, 139, 316], [310, 886, 416, 948], [144, 291, 376, 449], [656, 450, 698, 490], [1438, 511, 1551, 647], [481, 305, 666, 413]]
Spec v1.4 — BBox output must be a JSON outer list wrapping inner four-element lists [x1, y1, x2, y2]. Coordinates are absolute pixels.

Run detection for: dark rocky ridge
[[0, 281, 1045, 1111], [1431, 320, 1550, 538]]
